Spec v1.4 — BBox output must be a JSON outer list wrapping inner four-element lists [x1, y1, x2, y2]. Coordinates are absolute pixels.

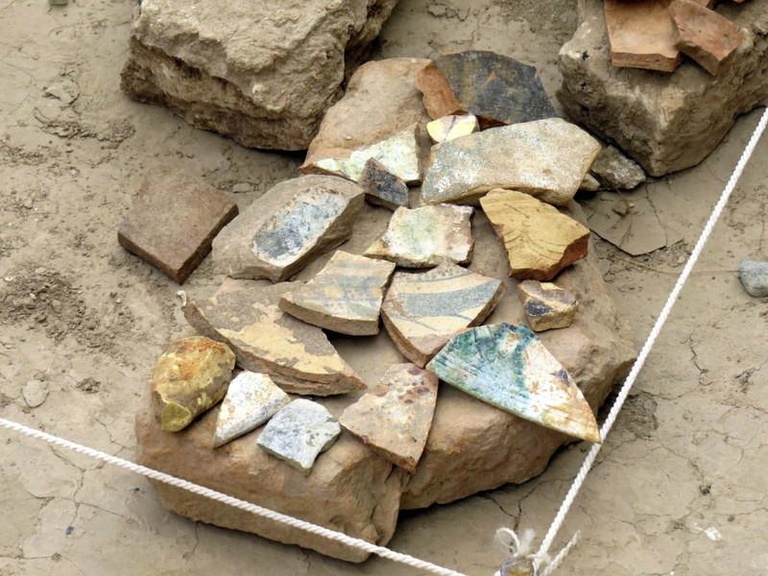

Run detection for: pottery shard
[[340, 364, 438, 473], [211, 175, 364, 282], [558, 0, 768, 176], [590, 145, 646, 190], [365, 204, 474, 268], [420, 118, 601, 207], [518, 280, 578, 332], [117, 168, 238, 284], [151, 336, 236, 432], [426, 114, 479, 144], [120, 0, 400, 150], [671, 0, 744, 75], [416, 51, 556, 129], [183, 282, 365, 396], [480, 189, 590, 281], [301, 58, 431, 180], [359, 158, 409, 210], [278, 251, 396, 336], [135, 406, 405, 562], [381, 262, 505, 367]]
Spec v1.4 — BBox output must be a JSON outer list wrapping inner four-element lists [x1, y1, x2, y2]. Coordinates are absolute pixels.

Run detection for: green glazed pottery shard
[[426, 323, 600, 443]]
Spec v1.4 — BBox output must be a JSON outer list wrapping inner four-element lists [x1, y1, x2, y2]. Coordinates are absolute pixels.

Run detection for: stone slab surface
[[183, 282, 366, 396], [279, 251, 396, 336], [381, 262, 505, 366], [671, 0, 743, 75], [518, 280, 578, 332], [117, 168, 238, 284], [420, 118, 601, 207], [120, 0, 400, 150], [340, 363, 438, 473]]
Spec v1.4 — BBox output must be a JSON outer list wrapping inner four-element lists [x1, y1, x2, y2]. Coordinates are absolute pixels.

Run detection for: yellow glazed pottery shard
[[426, 323, 600, 443]]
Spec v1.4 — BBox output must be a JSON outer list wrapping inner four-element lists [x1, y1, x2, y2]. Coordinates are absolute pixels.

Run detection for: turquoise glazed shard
[[426, 323, 600, 443]]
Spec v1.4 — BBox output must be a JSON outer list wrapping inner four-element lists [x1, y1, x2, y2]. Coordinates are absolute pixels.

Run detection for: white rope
[[0, 417, 468, 576], [534, 105, 768, 565]]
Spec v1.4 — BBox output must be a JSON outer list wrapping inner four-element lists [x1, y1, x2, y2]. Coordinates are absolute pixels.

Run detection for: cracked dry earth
[[1, 1, 767, 575]]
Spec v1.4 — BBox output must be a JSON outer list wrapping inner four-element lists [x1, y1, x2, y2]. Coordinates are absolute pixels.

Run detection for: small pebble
[[231, 182, 253, 194], [739, 259, 768, 297], [22, 379, 49, 408]]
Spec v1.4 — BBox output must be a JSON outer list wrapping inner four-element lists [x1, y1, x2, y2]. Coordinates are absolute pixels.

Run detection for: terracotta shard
[[381, 262, 505, 367], [420, 118, 601, 207], [213, 371, 290, 448], [426, 114, 479, 144], [151, 336, 235, 432], [426, 323, 600, 443], [183, 283, 366, 396], [359, 158, 409, 210], [604, 0, 682, 72], [517, 280, 579, 332], [279, 251, 396, 336], [480, 189, 590, 281], [365, 204, 474, 268], [257, 399, 341, 473], [339, 363, 438, 473], [671, 0, 743, 75], [417, 51, 556, 129]]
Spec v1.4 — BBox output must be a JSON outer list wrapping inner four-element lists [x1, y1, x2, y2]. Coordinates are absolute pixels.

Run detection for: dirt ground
[[2, 1, 767, 575]]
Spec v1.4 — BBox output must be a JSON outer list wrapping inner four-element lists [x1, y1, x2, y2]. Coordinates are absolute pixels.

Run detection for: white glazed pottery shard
[[426, 323, 600, 443], [213, 371, 290, 448]]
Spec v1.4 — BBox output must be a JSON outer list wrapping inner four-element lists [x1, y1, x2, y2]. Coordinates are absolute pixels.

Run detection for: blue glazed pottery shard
[[426, 323, 600, 443]]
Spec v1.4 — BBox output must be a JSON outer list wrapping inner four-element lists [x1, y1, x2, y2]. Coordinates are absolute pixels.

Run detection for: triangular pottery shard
[[426, 323, 600, 443], [183, 283, 366, 396]]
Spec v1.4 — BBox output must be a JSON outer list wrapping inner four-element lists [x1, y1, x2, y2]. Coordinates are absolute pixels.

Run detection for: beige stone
[[480, 189, 590, 281]]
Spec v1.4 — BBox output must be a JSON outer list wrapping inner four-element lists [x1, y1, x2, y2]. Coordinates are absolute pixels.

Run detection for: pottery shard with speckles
[[517, 280, 579, 332], [359, 158, 409, 210]]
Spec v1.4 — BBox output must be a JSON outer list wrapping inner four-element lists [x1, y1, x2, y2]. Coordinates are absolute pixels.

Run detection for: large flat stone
[[183, 282, 366, 396], [120, 0, 400, 150], [558, 0, 768, 176], [211, 175, 364, 282], [420, 118, 601, 207], [117, 169, 238, 284]]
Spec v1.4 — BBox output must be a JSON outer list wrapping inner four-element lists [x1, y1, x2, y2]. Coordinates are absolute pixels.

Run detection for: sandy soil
[[2, 1, 767, 575]]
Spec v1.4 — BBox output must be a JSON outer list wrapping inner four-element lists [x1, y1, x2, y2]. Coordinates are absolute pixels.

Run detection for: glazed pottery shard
[[339, 363, 439, 473], [426, 114, 479, 144], [151, 336, 236, 432], [517, 280, 578, 332], [359, 158, 409, 210], [426, 323, 600, 443], [213, 371, 290, 448], [257, 399, 341, 473], [381, 262, 505, 367]]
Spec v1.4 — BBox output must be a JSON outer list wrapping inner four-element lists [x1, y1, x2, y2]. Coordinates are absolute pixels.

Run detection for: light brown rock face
[[480, 189, 590, 281], [135, 407, 406, 562], [120, 0, 400, 150], [211, 176, 364, 282], [151, 337, 236, 432], [301, 58, 431, 178], [420, 119, 601, 207], [183, 282, 365, 396], [558, 0, 768, 176]]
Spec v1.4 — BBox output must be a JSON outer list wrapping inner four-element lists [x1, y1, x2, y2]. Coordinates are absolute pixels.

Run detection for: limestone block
[[120, 0, 400, 150]]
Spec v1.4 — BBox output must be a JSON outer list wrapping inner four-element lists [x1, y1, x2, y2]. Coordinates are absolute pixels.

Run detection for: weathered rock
[[213, 371, 290, 448], [518, 280, 578, 332], [558, 0, 768, 176], [604, 0, 681, 72], [120, 0, 400, 150], [151, 337, 236, 432], [739, 259, 768, 297], [416, 51, 556, 128], [183, 282, 365, 396], [580, 173, 601, 194], [671, 0, 744, 75], [427, 323, 600, 443], [365, 204, 474, 268], [426, 114, 479, 144], [590, 145, 646, 190], [480, 189, 590, 280], [136, 405, 405, 562], [420, 118, 601, 207], [117, 169, 238, 284], [301, 57, 431, 177], [381, 262, 505, 367], [359, 159, 409, 210], [211, 175, 364, 282], [278, 251, 396, 336], [21, 379, 49, 409], [257, 399, 341, 473], [340, 364, 438, 473]]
